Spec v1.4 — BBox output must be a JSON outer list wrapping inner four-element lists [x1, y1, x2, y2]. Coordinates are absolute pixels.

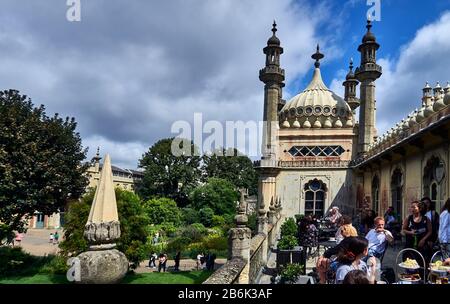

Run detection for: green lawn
[[0, 271, 213, 284], [0, 274, 68, 284], [123, 270, 213, 284]]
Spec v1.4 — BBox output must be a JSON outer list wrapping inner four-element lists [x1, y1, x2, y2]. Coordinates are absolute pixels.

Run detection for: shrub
[[199, 207, 215, 227], [277, 235, 298, 250], [211, 215, 225, 227], [180, 224, 207, 243], [280, 263, 304, 284], [182, 207, 200, 225], [280, 218, 297, 238]]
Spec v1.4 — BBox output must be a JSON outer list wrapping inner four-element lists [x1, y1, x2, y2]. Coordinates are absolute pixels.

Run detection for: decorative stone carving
[[84, 220, 121, 245]]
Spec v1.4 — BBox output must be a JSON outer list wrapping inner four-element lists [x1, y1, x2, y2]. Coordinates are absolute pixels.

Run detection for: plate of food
[[429, 261, 450, 274], [399, 273, 421, 282], [399, 258, 420, 270]]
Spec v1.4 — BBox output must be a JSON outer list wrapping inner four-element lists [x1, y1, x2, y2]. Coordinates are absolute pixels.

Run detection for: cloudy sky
[[1, 0, 450, 168]]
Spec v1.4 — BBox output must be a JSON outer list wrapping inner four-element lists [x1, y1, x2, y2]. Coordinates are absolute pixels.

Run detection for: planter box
[[276, 247, 306, 274]]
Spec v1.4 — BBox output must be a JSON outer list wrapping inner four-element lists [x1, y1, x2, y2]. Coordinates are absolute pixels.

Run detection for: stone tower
[[257, 22, 285, 230], [259, 21, 285, 161], [355, 20, 382, 155], [343, 58, 360, 112]]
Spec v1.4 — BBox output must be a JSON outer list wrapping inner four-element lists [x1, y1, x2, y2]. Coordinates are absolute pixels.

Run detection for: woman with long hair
[[402, 201, 432, 265], [334, 236, 376, 284]]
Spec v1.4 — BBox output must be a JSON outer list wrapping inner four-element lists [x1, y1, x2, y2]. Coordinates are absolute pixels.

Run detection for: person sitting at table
[[316, 236, 354, 283], [335, 215, 358, 244], [334, 236, 377, 284], [365, 216, 394, 259], [325, 207, 342, 228]]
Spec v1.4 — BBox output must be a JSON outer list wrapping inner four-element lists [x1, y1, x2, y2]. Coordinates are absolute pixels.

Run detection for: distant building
[[28, 148, 143, 229]]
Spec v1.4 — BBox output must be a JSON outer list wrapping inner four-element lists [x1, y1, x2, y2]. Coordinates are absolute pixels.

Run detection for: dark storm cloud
[[0, 0, 329, 167]]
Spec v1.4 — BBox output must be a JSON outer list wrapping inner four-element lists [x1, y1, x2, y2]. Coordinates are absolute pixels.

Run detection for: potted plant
[[279, 263, 304, 284]]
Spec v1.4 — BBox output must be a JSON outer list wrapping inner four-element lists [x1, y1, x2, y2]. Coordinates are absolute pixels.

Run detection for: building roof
[[280, 53, 353, 129]]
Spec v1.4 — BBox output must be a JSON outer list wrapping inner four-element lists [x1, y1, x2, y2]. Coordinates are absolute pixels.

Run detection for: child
[[334, 236, 377, 284], [54, 231, 59, 244], [49, 233, 54, 244]]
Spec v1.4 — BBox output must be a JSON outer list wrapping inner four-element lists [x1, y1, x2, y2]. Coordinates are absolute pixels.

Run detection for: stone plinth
[[77, 249, 128, 284]]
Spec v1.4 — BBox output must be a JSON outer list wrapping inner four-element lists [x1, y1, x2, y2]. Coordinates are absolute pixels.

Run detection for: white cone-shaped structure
[[87, 154, 119, 223]]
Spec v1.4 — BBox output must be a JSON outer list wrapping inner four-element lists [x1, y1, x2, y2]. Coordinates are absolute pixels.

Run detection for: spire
[[312, 44, 324, 68], [93, 146, 101, 163], [87, 154, 119, 224], [362, 19, 376, 43], [267, 20, 280, 46], [346, 58, 355, 80]]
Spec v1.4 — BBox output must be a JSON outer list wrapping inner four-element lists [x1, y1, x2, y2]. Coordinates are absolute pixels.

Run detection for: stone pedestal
[[76, 249, 128, 284]]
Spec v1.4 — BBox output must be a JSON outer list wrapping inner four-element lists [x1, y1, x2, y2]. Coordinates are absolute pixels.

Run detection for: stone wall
[[202, 258, 246, 284]]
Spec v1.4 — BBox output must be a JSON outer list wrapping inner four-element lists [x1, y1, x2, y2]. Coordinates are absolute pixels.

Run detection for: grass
[[0, 274, 68, 284], [0, 271, 213, 284], [122, 270, 214, 284]]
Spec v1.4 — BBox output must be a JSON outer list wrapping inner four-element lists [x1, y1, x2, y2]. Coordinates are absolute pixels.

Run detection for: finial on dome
[[312, 44, 324, 68], [366, 19, 372, 31], [272, 20, 277, 34]]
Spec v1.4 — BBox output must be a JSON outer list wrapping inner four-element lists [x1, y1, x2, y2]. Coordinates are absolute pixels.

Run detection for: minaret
[[259, 21, 285, 160], [93, 147, 101, 173], [343, 58, 360, 111], [355, 20, 382, 155]]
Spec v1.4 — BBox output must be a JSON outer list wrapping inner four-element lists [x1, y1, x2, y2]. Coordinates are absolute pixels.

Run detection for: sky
[[1, 0, 450, 168]]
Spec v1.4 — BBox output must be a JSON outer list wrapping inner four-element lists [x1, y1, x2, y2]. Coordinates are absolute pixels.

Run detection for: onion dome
[[424, 102, 434, 117], [267, 21, 280, 46], [313, 117, 322, 128], [292, 118, 301, 128], [280, 45, 352, 128], [345, 118, 353, 127], [334, 117, 343, 128], [303, 117, 311, 128], [362, 20, 376, 43], [282, 118, 290, 128], [346, 58, 356, 80], [324, 116, 332, 128], [416, 106, 426, 123], [444, 83, 450, 105]]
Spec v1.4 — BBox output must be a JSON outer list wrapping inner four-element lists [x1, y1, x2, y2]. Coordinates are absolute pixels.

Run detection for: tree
[[0, 90, 88, 243], [143, 197, 182, 226], [189, 177, 239, 216], [138, 138, 201, 207], [60, 188, 150, 269], [203, 148, 258, 195]]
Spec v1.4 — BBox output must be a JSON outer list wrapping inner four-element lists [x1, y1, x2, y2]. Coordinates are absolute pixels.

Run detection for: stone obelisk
[[76, 154, 128, 284]]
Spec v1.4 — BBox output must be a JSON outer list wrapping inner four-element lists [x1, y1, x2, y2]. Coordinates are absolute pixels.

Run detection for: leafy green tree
[[138, 138, 202, 207], [181, 207, 200, 225], [60, 188, 150, 269], [143, 197, 182, 226], [189, 177, 239, 216], [199, 207, 214, 227], [0, 90, 88, 243], [203, 148, 258, 195]]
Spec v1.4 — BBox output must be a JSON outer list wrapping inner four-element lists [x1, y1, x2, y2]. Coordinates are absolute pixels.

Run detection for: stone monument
[[76, 154, 128, 284]]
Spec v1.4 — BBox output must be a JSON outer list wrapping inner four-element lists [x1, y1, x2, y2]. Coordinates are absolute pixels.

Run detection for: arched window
[[391, 169, 403, 220], [372, 175, 380, 214], [304, 179, 327, 216], [424, 157, 446, 211]]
